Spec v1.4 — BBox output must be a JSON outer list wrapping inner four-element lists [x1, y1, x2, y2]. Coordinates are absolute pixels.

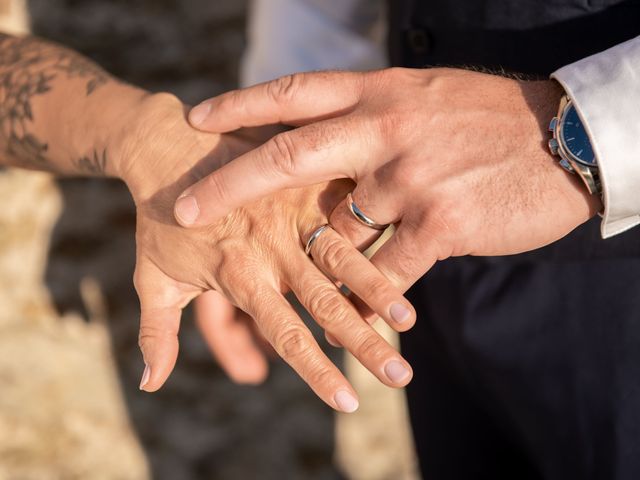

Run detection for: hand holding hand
[[182, 68, 602, 291], [118, 93, 415, 412]]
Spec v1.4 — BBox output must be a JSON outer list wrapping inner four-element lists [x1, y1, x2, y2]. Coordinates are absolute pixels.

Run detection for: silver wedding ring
[[347, 193, 389, 230], [305, 224, 331, 256]]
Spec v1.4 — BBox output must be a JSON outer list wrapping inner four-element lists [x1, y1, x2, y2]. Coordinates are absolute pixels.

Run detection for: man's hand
[[118, 93, 415, 412], [180, 68, 602, 291]]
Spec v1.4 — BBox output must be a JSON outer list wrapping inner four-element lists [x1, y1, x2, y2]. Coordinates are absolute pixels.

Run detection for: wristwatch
[[548, 95, 602, 196]]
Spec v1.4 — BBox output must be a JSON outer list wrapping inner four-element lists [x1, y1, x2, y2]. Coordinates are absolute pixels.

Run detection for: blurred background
[[0, 1, 417, 479]]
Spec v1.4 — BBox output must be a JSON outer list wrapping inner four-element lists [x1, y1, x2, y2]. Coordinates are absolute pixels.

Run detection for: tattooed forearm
[[0, 33, 114, 171], [51, 50, 109, 96], [72, 148, 108, 175]]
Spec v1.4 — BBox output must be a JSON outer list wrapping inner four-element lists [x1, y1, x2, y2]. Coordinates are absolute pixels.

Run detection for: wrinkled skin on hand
[[119, 94, 414, 412]]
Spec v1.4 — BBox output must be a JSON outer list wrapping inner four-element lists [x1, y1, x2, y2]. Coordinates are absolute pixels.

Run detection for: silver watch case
[[548, 95, 601, 196]]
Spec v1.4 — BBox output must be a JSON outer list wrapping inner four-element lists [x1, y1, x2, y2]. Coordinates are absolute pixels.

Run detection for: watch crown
[[549, 117, 558, 132], [559, 158, 574, 173], [548, 138, 559, 155]]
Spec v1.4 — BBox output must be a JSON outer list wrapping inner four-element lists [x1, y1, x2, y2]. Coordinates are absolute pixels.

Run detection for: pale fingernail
[[189, 102, 211, 127], [390, 303, 411, 323], [334, 390, 359, 413], [325, 332, 342, 348], [385, 360, 411, 384], [175, 195, 199, 226], [139, 364, 151, 391]]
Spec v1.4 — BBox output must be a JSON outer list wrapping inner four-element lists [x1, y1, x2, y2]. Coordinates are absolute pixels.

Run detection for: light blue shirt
[[241, 0, 387, 86]]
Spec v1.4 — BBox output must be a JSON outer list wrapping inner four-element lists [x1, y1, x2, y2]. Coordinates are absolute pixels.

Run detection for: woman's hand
[[180, 68, 601, 291], [0, 32, 413, 411], [194, 290, 271, 385], [117, 93, 415, 412]]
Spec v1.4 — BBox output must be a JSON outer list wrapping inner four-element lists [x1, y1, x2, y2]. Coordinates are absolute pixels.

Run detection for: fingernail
[[325, 332, 342, 348], [175, 195, 199, 226], [334, 390, 359, 413], [390, 303, 411, 323], [139, 364, 151, 391], [189, 102, 211, 127], [385, 360, 411, 384]]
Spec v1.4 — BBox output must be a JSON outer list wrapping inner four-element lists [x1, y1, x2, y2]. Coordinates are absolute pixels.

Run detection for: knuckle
[[306, 366, 335, 390], [215, 242, 251, 279], [138, 323, 177, 349], [386, 66, 406, 79], [268, 73, 304, 105], [217, 91, 238, 114], [274, 325, 313, 359], [353, 333, 387, 363], [364, 276, 393, 301], [382, 67, 408, 88], [367, 68, 406, 101], [202, 171, 230, 204], [212, 249, 246, 294], [306, 286, 349, 330], [263, 133, 298, 176], [386, 66, 424, 88], [316, 235, 352, 273], [238, 281, 276, 318]]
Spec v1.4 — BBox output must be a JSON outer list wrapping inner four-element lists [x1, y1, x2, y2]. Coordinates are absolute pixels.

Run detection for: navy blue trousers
[[402, 219, 640, 479]]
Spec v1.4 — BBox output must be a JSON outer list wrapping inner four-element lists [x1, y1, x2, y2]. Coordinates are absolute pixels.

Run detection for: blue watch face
[[561, 105, 597, 167]]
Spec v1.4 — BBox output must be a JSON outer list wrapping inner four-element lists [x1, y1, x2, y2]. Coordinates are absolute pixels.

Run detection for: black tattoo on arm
[[52, 51, 109, 95], [0, 33, 113, 170], [72, 148, 108, 175]]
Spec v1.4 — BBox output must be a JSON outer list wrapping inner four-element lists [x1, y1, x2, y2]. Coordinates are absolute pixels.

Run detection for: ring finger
[[286, 251, 413, 388], [329, 183, 401, 252], [308, 225, 416, 331]]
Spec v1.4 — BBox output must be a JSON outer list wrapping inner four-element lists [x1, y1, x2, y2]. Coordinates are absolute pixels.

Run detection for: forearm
[[0, 33, 148, 177]]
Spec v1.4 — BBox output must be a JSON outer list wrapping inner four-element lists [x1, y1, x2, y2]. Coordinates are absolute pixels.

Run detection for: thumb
[[134, 259, 193, 393], [138, 305, 182, 392]]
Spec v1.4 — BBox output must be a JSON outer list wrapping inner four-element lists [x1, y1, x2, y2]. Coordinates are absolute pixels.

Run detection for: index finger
[[175, 119, 375, 227], [188, 70, 366, 133]]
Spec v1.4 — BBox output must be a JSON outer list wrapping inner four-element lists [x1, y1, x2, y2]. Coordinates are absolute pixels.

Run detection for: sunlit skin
[[181, 68, 602, 294], [0, 34, 416, 413]]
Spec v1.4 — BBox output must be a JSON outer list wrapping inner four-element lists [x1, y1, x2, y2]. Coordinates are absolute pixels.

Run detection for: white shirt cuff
[[552, 36, 640, 238]]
